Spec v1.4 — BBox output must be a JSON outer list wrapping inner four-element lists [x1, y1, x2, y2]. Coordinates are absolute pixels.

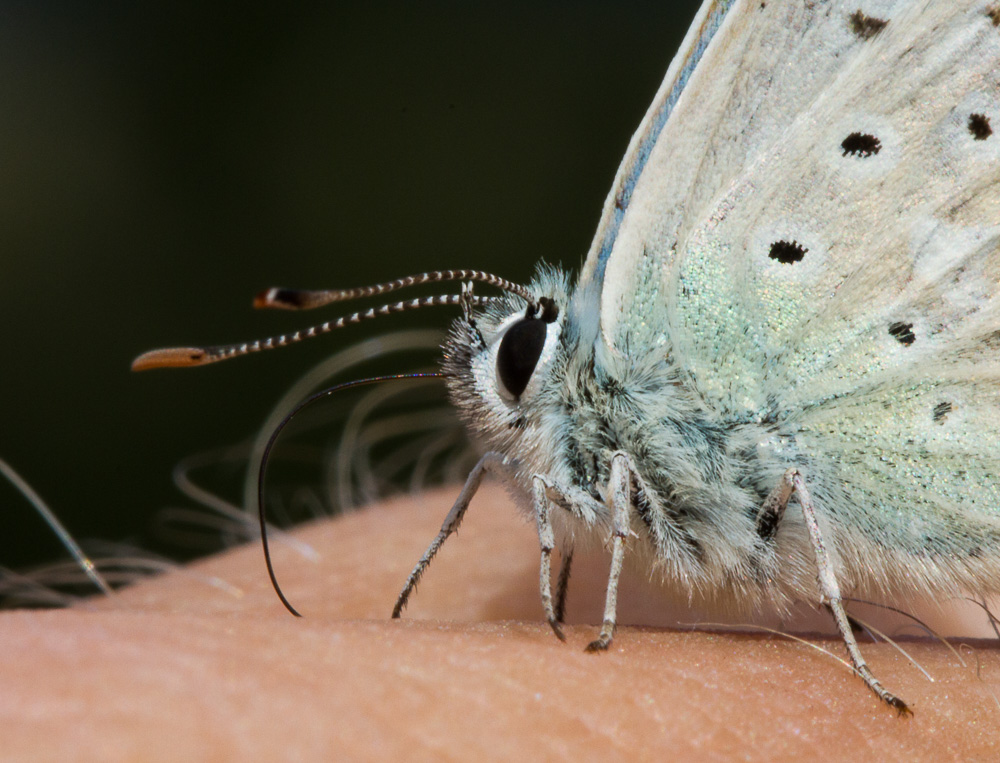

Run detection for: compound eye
[[495, 317, 547, 399]]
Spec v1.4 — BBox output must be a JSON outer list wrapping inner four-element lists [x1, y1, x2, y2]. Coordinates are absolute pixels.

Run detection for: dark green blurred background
[[0, 1, 700, 572]]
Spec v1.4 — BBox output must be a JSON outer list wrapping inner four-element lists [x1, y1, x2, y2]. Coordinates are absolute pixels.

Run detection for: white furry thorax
[[441, 266, 821, 612]]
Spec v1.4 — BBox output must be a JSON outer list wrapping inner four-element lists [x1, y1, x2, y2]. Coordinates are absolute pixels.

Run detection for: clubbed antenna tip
[[253, 288, 318, 310], [131, 347, 208, 371]]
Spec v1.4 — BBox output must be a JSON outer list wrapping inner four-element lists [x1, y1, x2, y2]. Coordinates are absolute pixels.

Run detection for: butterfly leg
[[532, 477, 566, 640], [392, 451, 514, 618], [784, 469, 911, 715], [554, 544, 574, 624], [531, 476, 606, 639], [586, 452, 633, 653]]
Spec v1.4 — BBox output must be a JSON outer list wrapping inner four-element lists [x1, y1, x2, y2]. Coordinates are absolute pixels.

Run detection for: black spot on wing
[[988, 6, 1000, 26], [969, 113, 993, 141], [984, 329, 1000, 350], [841, 132, 881, 157], [849, 10, 888, 40], [932, 401, 953, 424], [768, 240, 808, 264], [888, 321, 916, 346]]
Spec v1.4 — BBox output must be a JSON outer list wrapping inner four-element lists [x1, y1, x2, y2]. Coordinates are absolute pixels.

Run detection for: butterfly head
[[443, 266, 575, 471]]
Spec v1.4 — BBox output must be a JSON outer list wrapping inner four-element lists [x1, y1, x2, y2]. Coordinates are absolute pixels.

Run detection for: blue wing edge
[[579, 0, 739, 289]]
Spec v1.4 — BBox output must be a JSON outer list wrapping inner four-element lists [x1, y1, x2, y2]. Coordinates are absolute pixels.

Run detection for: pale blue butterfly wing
[[591, 0, 1000, 598], [589, 0, 900, 317]]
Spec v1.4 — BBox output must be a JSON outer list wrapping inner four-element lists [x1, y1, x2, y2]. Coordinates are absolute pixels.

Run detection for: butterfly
[[133, 0, 1000, 713]]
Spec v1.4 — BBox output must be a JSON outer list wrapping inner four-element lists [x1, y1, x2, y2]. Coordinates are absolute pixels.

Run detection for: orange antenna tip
[[131, 347, 209, 371]]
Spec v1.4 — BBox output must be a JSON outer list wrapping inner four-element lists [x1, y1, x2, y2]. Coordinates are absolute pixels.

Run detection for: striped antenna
[[132, 294, 498, 371], [254, 269, 533, 310]]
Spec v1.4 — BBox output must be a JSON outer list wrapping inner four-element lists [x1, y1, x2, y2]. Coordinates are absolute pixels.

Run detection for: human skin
[[3, 484, 1000, 760]]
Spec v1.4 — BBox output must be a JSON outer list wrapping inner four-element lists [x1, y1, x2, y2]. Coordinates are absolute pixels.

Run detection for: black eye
[[496, 317, 547, 399]]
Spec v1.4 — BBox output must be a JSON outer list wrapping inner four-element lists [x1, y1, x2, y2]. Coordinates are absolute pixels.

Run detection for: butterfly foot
[[855, 661, 911, 715], [870, 680, 911, 716], [888, 695, 913, 717], [584, 622, 615, 652], [547, 617, 566, 642]]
